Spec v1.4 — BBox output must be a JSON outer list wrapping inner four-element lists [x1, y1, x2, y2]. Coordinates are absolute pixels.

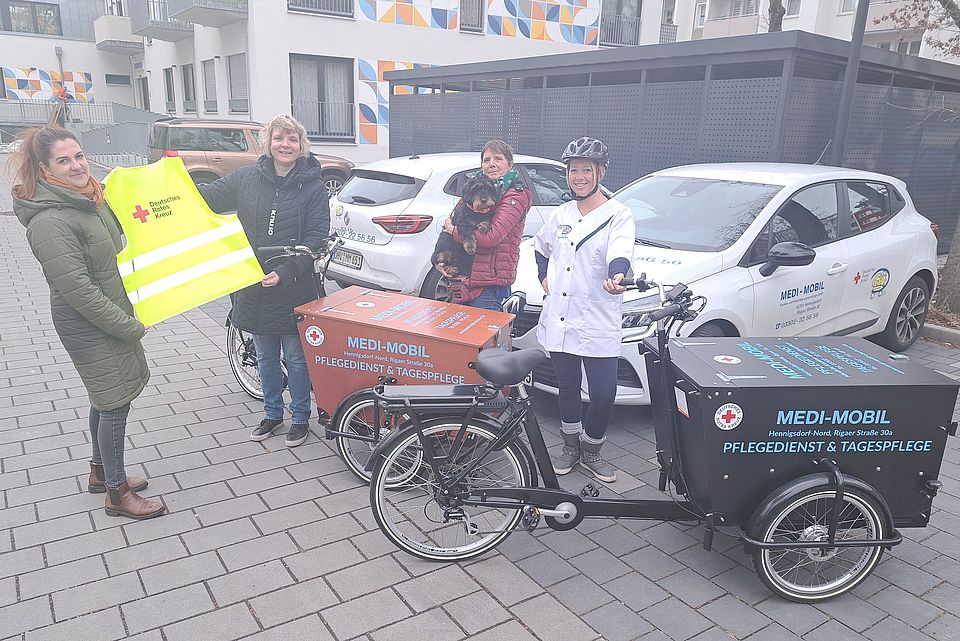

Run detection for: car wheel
[[419, 268, 451, 302], [870, 275, 929, 352], [323, 171, 347, 197], [690, 321, 727, 337], [190, 172, 219, 188]]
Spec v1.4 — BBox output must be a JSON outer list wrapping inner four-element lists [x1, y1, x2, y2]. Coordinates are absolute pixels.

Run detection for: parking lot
[[2, 159, 960, 640]]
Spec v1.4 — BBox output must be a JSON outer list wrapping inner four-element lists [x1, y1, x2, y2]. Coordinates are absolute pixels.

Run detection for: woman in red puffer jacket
[[441, 140, 532, 311]]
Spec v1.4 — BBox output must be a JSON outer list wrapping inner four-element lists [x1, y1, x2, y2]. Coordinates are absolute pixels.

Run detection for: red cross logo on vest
[[714, 403, 743, 430], [304, 325, 325, 347], [132, 204, 150, 223]]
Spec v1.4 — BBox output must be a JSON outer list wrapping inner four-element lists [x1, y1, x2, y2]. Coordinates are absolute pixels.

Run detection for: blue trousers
[[253, 333, 311, 425], [549, 351, 618, 440], [468, 285, 512, 311], [89, 403, 131, 488]]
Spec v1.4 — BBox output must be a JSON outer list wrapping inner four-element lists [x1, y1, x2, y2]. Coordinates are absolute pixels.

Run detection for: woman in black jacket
[[200, 115, 330, 447]]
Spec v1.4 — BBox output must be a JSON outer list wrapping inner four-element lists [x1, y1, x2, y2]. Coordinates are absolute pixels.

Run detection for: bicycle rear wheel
[[227, 323, 264, 399], [334, 391, 418, 486], [370, 418, 531, 561]]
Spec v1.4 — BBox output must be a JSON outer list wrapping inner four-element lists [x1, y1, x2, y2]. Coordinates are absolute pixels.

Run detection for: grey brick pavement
[[1, 211, 960, 640]]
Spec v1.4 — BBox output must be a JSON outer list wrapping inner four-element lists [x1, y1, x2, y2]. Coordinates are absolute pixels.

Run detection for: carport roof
[[384, 30, 960, 88]]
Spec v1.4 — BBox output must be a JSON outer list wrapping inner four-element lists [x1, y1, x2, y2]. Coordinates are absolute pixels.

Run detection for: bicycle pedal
[[580, 483, 600, 498], [521, 506, 540, 532]]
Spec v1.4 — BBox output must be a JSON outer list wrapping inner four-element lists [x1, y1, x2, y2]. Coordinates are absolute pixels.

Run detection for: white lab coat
[[535, 199, 636, 358]]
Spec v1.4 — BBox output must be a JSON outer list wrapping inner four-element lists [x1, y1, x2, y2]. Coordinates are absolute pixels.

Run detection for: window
[[775, 184, 839, 246], [878, 42, 891, 50], [227, 53, 248, 113], [105, 0, 124, 16], [525, 164, 570, 206], [202, 58, 217, 113], [695, 1, 706, 26], [287, 0, 354, 18], [897, 40, 921, 55], [840, 0, 856, 13], [786, 0, 801, 16], [2, 1, 61, 35], [169, 128, 206, 151], [460, 0, 483, 32], [163, 66, 176, 113], [290, 54, 354, 140], [846, 182, 895, 234], [207, 129, 248, 153], [337, 170, 424, 207], [182, 63, 196, 113], [105, 73, 131, 85]]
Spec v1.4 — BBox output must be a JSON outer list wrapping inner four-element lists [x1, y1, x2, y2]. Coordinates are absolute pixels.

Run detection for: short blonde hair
[[260, 114, 310, 158]]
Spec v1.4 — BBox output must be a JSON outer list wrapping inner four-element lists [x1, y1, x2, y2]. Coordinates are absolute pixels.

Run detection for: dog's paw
[[476, 221, 492, 234], [463, 240, 478, 255]]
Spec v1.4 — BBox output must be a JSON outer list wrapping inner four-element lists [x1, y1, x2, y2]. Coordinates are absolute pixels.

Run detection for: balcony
[[94, 15, 143, 54], [288, 0, 354, 18], [291, 100, 355, 140], [130, 0, 194, 41], [169, 0, 247, 27], [599, 14, 641, 47], [659, 22, 677, 43], [702, 13, 759, 38]]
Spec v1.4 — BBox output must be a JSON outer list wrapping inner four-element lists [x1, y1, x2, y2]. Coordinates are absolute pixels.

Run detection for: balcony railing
[[130, 0, 194, 41], [169, 0, 247, 27], [288, 0, 354, 17], [460, 0, 484, 32], [0, 99, 115, 125], [291, 100, 355, 139], [599, 14, 640, 47], [659, 22, 677, 43]]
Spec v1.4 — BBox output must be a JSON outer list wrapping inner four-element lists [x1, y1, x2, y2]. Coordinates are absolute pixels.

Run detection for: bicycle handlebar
[[257, 235, 343, 261]]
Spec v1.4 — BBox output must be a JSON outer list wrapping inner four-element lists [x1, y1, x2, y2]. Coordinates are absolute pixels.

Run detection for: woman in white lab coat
[[534, 138, 635, 483]]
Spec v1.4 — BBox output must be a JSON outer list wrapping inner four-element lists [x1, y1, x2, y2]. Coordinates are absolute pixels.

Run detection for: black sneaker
[[251, 418, 283, 442], [285, 423, 309, 447]]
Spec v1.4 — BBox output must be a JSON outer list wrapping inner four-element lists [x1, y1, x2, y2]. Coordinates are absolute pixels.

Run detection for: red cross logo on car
[[132, 205, 150, 223]]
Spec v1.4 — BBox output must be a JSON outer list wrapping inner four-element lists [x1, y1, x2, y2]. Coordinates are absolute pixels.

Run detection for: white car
[[326, 152, 571, 299], [513, 163, 938, 405]]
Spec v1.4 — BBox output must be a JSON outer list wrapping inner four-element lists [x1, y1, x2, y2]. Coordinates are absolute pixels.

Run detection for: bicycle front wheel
[[370, 418, 531, 561], [334, 391, 417, 486]]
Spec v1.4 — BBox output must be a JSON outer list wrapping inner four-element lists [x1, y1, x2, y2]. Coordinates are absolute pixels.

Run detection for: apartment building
[[681, 0, 949, 60]]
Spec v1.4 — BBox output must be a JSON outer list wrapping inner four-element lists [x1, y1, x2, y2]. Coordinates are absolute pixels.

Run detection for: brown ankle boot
[[88, 462, 148, 494], [105, 483, 166, 519]]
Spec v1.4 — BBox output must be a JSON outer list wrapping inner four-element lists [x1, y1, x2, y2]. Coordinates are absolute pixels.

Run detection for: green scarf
[[494, 169, 520, 196]]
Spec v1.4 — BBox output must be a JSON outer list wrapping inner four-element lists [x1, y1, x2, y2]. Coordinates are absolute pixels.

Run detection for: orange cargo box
[[295, 286, 514, 419]]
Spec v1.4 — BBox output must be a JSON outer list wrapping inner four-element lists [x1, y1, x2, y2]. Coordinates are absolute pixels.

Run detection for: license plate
[[332, 248, 363, 270]]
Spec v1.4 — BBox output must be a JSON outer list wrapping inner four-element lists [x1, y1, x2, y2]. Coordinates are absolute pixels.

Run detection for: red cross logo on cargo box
[[713, 355, 741, 365], [304, 325, 325, 347], [714, 403, 743, 430], [132, 204, 150, 223]]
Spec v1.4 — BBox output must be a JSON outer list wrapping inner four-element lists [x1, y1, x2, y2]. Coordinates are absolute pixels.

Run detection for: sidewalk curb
[[921, 323, 960, 343]]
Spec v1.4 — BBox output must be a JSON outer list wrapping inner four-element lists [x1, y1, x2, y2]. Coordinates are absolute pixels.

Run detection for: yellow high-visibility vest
[[104, 157, 264, 325]]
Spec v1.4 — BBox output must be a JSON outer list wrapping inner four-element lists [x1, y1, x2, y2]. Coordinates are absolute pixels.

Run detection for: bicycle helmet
[[561, 137, 609, 167]]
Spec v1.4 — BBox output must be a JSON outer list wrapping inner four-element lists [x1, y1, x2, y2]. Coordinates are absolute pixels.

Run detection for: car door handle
[[211, 157, 222, 162], [826, 263, 848, 275]]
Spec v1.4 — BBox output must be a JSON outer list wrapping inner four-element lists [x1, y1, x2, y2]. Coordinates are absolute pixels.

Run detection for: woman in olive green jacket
[[11, 127, 164, 520]]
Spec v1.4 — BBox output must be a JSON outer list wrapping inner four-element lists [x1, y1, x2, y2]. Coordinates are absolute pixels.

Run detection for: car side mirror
[[759, 242, 816, 277]]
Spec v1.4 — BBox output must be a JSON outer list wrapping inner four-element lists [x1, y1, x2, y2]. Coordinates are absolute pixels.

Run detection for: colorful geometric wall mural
[[354, 0, 601, 44], [2, 67, 94, 102], [358, 59, 429, 145], [358, 0, 459, 29], [486, 0, 600, 44]]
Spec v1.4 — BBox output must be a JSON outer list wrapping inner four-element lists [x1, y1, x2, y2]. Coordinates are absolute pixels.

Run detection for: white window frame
[[695, 1, 706, 26], [785, 0, 801, 17]]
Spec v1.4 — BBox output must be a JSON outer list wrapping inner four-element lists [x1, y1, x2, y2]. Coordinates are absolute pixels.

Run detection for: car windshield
[[616, 176, 783, 252]]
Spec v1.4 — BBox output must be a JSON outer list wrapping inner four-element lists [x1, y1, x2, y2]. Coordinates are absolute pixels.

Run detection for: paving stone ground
[[1, 202, 959, 640]]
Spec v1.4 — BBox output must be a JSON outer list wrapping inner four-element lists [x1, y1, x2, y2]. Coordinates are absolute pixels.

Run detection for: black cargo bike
[[365, 275, 958, 602]]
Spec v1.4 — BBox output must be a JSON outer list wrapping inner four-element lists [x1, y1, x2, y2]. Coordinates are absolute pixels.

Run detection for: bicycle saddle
[[476, 348, 546, 386]]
